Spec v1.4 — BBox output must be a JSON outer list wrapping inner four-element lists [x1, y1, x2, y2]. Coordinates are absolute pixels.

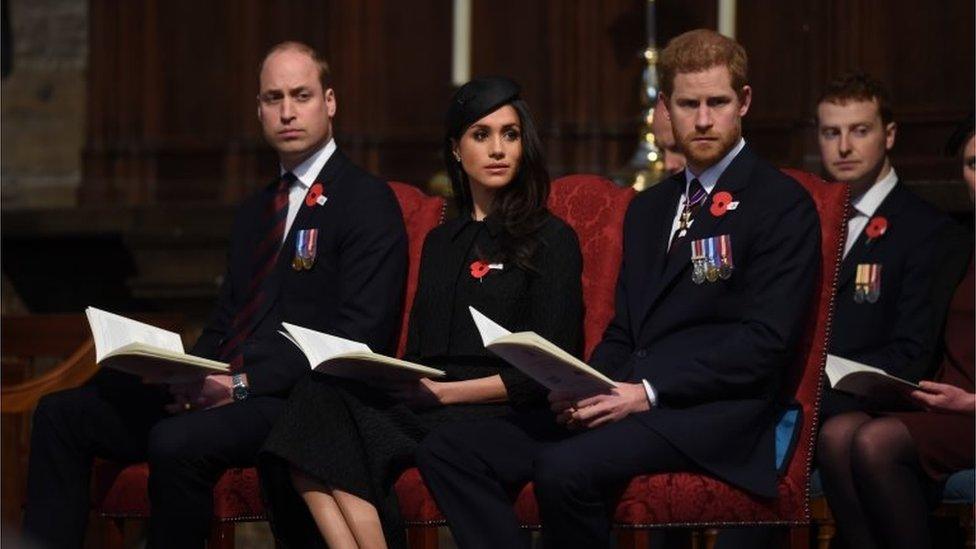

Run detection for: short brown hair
[[817, 71, 893, 126], [259, 41, 332, 92], [658, 29, 748, 99]]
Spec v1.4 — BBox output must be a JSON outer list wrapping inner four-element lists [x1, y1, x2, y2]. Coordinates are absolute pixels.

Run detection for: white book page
[[85, 307, 183, 362], [281, 323, 371, 368], [469, 306, 511, 346], [825, 354, 887, 387]]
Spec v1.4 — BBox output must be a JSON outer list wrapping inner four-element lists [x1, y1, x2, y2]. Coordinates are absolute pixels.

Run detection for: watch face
[[233, 384, 248, 401]]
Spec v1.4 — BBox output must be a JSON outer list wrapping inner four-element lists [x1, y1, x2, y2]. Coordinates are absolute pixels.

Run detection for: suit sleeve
[[588, 203, 639, 379], [643, 189, 821, 406], [326, 182, 408, 354], [190, 204, 248, 360], [851, 220, 972, 381], [498, 222, 584, 406], [244, 182, 408, 396]]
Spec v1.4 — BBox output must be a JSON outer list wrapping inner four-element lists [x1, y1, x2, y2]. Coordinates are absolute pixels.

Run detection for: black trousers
[[22, 369, 285, 549], [416, 410, 694, 549]]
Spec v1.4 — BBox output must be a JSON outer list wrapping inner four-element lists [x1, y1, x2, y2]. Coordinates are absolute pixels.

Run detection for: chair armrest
[[1, 339, 99, 413]]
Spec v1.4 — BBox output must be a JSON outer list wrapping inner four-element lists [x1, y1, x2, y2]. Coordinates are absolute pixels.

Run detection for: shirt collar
[[280, 138, 337, 190], [851, 166, 898, 217], [684, 137, 745, 194]]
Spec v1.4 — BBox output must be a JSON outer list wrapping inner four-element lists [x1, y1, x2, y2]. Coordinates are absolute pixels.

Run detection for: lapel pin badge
[[865, 215, 887, 243], [305, 183, 327, 207], [710, 191, 735, 217]]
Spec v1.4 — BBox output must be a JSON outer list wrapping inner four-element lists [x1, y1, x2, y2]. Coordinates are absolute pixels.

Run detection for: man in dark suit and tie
[[815, 71, 969, 417], [22, 41, 407, 548], [417, 29, 820, 549]]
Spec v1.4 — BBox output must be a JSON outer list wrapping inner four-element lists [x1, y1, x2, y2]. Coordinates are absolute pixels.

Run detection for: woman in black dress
[[258, 76, 583, 548]]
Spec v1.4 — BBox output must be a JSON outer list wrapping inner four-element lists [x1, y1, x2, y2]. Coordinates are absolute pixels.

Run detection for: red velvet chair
[[396, 174, 637, 545], [91, 181, 445, 548]]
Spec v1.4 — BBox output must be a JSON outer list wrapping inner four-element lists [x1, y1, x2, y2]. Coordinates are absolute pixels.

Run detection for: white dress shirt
[[843, 167, 898, 258], [279, 138, 337, 242]]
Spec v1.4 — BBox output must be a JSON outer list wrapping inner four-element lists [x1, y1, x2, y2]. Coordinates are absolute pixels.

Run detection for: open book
[[469, 307, 615, 397], [280, 323, 446, 383], [826, 354, 922, 410], [85, 307, 229, 383]]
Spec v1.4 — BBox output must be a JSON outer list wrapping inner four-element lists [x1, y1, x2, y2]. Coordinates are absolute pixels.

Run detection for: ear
[[324, 88, 337, 118], [256, 94, 262, 121], [737, 85, 752, 117], [450, 138, 461, 161], [884, 121, 897, 151], [659, 93, 671, 118]]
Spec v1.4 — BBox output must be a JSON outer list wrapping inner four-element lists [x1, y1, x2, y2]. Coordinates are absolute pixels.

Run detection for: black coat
[[190, 150, 408, 397], [589, 144, 821, 497], [830, 182, 971, 381], [405, 212, 584, 405]]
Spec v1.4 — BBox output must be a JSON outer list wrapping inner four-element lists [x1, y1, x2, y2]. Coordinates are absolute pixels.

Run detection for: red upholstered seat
[[92, 182, 445, 545], [388, 182, 447, 358], [397, 175, 635, 529]]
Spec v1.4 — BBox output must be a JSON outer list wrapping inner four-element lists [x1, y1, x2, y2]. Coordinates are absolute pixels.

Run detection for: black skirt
[[258, 373, 513, 548]]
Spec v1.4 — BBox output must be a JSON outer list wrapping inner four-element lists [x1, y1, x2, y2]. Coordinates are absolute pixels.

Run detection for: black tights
[[817, 412, 936, 549]]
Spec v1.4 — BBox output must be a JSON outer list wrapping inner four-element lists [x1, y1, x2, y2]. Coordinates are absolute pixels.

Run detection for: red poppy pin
[[305, 183, 326, 207], [470, 260, 490, 280], [710, 191, 734, 217], [865, 215, 888, 241]]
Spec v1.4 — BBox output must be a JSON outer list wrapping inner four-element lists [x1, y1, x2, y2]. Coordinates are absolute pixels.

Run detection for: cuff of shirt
[[641, 378, 658, 408]]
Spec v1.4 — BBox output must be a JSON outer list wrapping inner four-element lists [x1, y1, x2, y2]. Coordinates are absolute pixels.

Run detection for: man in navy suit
[[23, 41, 407, 548], [417, 29, 820, 549], [815, 71, 969, 417]]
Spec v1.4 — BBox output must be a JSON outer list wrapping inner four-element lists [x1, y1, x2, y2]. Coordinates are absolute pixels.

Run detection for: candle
[[718, 0, 736, 39], [452, 0, 471, 86]]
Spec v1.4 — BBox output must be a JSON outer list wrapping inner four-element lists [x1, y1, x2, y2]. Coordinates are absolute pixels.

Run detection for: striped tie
[[669, 178, 707, 251], [218, 173, 295, 369]]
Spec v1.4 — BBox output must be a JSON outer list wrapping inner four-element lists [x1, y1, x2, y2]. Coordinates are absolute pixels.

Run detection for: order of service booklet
[[280, 322, 446, 383], [825, 354, 922, 410], [469, 306, 615, 397], [85, 307, 230, 383]]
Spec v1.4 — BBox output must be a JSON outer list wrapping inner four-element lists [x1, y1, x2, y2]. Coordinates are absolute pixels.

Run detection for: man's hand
[[387, 378, 449, 409], [911, 381, 976, 415], [551, 383, 650, 430], [165, 375, 234, 413]]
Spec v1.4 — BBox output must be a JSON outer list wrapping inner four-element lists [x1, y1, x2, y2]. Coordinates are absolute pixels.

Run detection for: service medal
[[866, 263, 882, 303], [718, 234, 734, 280], [690, 239, 706, 284], [705, 263, 719, 282], [293, 229, 319, 271]]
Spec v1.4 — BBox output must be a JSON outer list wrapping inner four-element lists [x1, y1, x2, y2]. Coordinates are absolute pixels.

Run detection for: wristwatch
[[232, 373, 249, 402]]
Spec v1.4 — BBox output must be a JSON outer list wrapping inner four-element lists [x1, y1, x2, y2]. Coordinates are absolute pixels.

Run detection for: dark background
[[4, 0, 974, 318]]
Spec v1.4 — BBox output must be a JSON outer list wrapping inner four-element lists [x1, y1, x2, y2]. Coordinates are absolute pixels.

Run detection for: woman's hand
[[910, 381, 976, 415], [388, 378, 449, 409], [550, 383, 650, 429]]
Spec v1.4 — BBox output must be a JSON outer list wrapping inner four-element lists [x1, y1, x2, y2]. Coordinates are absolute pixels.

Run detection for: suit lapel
[[837, 182, 906, 289], [640, 145, 758, 324], [636, 177, 683, 316], [253, 150, 352, 330]]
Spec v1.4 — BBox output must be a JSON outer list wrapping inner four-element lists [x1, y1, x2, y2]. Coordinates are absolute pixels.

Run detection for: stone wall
[[1, 0, 87, 209]]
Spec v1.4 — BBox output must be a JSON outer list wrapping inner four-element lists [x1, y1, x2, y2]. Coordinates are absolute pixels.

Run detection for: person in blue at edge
[[257, 76, 584, 548], [416, 28, 821, 549]]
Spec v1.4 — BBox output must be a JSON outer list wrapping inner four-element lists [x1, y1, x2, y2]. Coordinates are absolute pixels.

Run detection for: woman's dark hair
[[443, 98, 551, 271]]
